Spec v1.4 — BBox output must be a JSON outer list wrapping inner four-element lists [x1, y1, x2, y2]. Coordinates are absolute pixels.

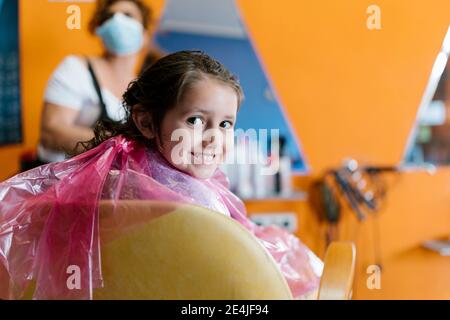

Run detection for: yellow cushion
[[94, 201, 292, 299]]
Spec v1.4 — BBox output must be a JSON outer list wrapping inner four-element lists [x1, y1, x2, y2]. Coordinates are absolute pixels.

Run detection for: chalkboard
[[0, 0, 22, 146]]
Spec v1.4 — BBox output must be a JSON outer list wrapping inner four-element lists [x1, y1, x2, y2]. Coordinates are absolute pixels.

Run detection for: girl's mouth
[[191, 152, 216, 163]]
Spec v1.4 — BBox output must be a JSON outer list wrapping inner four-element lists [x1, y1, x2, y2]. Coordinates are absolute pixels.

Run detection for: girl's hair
[[88, 0, 153, 33], [80, 50, 244, 151]]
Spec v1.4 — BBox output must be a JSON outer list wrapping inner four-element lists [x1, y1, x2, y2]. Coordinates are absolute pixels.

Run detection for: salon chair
[[20, 200, 355, 300], [95, 200, 355, 300]]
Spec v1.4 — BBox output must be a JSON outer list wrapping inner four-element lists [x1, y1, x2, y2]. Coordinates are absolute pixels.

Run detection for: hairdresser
[[37, 0, 157, 163]]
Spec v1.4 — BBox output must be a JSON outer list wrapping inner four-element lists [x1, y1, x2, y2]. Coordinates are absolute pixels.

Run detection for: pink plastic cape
[[0, 135, 322, 299]]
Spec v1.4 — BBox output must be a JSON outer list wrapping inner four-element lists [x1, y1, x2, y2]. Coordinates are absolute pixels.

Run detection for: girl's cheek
[[190, 129, 204, 151], [219, 142, 231, 164], [223, 131, 234, 153]]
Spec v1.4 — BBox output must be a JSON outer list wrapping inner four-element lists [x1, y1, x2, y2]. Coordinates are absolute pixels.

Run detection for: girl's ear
[[132, 107, 155, 139]]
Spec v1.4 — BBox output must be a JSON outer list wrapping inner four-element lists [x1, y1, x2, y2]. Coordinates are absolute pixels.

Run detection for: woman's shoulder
[[52, 55, 88, 74], [44, 55, 93, 107]]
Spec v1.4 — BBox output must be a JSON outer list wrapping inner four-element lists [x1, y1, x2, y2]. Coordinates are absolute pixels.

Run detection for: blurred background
[[1, 0, 450, 299]]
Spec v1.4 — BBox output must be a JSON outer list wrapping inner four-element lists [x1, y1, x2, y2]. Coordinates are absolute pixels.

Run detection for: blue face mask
[[96, 12, 144, 56]]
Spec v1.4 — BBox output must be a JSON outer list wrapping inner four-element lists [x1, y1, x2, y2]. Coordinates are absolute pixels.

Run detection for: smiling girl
[[0, 51, 322, 299]]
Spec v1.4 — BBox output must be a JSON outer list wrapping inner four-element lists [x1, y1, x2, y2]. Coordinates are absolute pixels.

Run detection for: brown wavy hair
[[88, 0, 152, 33], [79, 50, 244, 152]]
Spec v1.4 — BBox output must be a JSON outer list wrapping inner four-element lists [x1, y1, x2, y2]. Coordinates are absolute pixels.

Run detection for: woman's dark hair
[[89, 0, 152, 33], [80, 50, 244, 151]]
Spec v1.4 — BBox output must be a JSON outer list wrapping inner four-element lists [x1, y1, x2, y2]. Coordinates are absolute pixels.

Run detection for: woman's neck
[[101, 52, 139, 77]]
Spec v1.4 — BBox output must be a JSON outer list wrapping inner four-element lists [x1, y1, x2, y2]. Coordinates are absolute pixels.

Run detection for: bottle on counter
[[273, 135, 292, 197]]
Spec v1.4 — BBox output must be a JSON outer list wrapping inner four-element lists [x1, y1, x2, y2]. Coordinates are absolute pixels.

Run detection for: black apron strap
[[86, 57, 110, 124]]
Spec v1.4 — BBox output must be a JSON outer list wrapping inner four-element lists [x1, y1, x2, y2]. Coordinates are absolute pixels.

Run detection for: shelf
[[242, 191, 307, 202]]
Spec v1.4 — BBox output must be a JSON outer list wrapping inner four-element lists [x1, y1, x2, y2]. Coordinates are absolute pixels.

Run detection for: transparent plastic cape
[[0, 135, 322, 300]]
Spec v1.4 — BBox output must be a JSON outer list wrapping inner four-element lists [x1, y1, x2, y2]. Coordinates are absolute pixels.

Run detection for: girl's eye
[[221, 121, 233, 129], [187, 116, 204, 126]]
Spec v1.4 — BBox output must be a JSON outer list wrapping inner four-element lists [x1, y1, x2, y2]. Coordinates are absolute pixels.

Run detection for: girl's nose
[[202, 129, 221, 151], [202, 134, 217, 149]]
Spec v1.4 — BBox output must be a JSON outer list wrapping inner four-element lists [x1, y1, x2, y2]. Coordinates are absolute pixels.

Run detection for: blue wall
[[0, 0, 22, 146], [155, 31, 307, 171]]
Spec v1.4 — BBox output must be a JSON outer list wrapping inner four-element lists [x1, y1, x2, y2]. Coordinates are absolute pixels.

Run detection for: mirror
[[404, 26, 450, 165]]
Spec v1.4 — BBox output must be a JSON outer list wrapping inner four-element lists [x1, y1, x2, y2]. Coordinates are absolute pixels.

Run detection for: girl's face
[[158, 78, 238, 179]]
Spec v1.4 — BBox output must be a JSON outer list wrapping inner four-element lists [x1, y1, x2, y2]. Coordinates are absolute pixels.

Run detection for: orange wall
[[237, 0, 449, 172], [2, 0, 450, 299]]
